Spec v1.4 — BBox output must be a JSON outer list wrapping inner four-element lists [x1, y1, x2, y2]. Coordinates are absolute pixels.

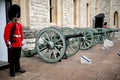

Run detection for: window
[[114, 11, 119, 28], [49, 0, 57, 24]]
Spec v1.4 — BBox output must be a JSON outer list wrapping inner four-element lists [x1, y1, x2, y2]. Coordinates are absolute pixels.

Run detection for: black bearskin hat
[[104, 22, 107, 25], [8, 4, 21, 20]]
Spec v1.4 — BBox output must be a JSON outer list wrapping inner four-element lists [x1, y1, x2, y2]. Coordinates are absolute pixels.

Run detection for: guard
[[4, 4, 26, 77]]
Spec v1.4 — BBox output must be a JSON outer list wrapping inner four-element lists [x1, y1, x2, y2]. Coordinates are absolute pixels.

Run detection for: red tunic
[[4, 22, 23, 47], [104, 25, 107, 28]]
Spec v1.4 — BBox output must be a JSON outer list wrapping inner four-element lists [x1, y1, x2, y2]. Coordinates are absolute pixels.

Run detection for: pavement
[[0, 38, 120, 80]]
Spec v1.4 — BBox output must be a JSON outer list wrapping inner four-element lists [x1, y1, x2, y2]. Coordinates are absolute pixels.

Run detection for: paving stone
[[115, 75, 120, 80], [97, 73, 116, 80], [33, 67, 75, 80], [14, 72, 40, 80]]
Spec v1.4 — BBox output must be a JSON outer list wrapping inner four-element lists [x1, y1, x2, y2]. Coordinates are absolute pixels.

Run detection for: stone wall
[[22, 27, 38, 54], [80, 0, 87, 28], [12, 0, 120, 29], [97, 0, 110, 27], [97, 0, 120, 28], [110, 0, 120, 28], [63, 0, 73, 27], [29, 0, 50, 29]]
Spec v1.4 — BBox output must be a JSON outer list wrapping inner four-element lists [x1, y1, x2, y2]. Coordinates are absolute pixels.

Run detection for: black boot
[[10, 73, 15, 77], [16, 69, 26, 73]]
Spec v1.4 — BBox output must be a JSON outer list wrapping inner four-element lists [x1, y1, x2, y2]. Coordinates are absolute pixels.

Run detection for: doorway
[[0, 0, 11, 67], [94, 13, 105, 28]]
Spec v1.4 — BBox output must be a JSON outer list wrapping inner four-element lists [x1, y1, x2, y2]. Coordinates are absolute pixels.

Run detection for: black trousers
[[8, 47, 21, 75]]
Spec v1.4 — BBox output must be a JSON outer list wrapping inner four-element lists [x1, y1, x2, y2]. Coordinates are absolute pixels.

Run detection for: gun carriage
[[23, 27, 119, 63]]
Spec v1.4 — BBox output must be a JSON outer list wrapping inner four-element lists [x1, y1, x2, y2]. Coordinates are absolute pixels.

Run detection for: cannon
[[23, 27, 119, 63], [74, 28, 119, 49], [34, 27, 83, 63], [93, 28, 117, 43]]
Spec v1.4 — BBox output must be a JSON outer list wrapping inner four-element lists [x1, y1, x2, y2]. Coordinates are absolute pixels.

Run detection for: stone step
[[0, 61, 9, 70]]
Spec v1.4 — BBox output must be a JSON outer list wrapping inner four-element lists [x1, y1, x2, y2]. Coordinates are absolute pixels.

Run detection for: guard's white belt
[[14, 35, 21, 38]]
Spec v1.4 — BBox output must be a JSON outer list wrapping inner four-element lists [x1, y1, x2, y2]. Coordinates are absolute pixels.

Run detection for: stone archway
[[114, 11, 119, 28]]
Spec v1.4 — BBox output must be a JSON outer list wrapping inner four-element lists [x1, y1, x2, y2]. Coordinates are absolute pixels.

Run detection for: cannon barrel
[[106, 29, 120, 33], [65, 33, 84, 39], [93, 29, 119, 35]]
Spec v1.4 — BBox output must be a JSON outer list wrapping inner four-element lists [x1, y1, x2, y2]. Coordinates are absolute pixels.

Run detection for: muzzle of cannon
[[23, 27, 119, 63]]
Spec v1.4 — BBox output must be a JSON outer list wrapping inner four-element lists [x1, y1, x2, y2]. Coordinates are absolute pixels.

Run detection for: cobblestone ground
[[0, 38, 120, 80]]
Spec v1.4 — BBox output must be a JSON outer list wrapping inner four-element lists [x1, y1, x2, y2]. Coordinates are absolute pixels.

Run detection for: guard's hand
[[7, 44, 11, 48], [7, 41, 11, 48], [8, 44, 11, 48]]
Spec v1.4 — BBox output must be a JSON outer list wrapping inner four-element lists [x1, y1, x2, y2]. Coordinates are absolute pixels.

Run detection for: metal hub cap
[[48, 41, 54, 49], [83, 36, 86, 40]]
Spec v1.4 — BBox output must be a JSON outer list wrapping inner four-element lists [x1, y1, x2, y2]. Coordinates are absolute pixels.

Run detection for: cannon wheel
[[60, 27, 80, 57], [89, 28, 99, 46], [95, 28, 106, 43], [77, 28, 94, 50], [106, 28, 115, 39], [35, 27, 66, 63]]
